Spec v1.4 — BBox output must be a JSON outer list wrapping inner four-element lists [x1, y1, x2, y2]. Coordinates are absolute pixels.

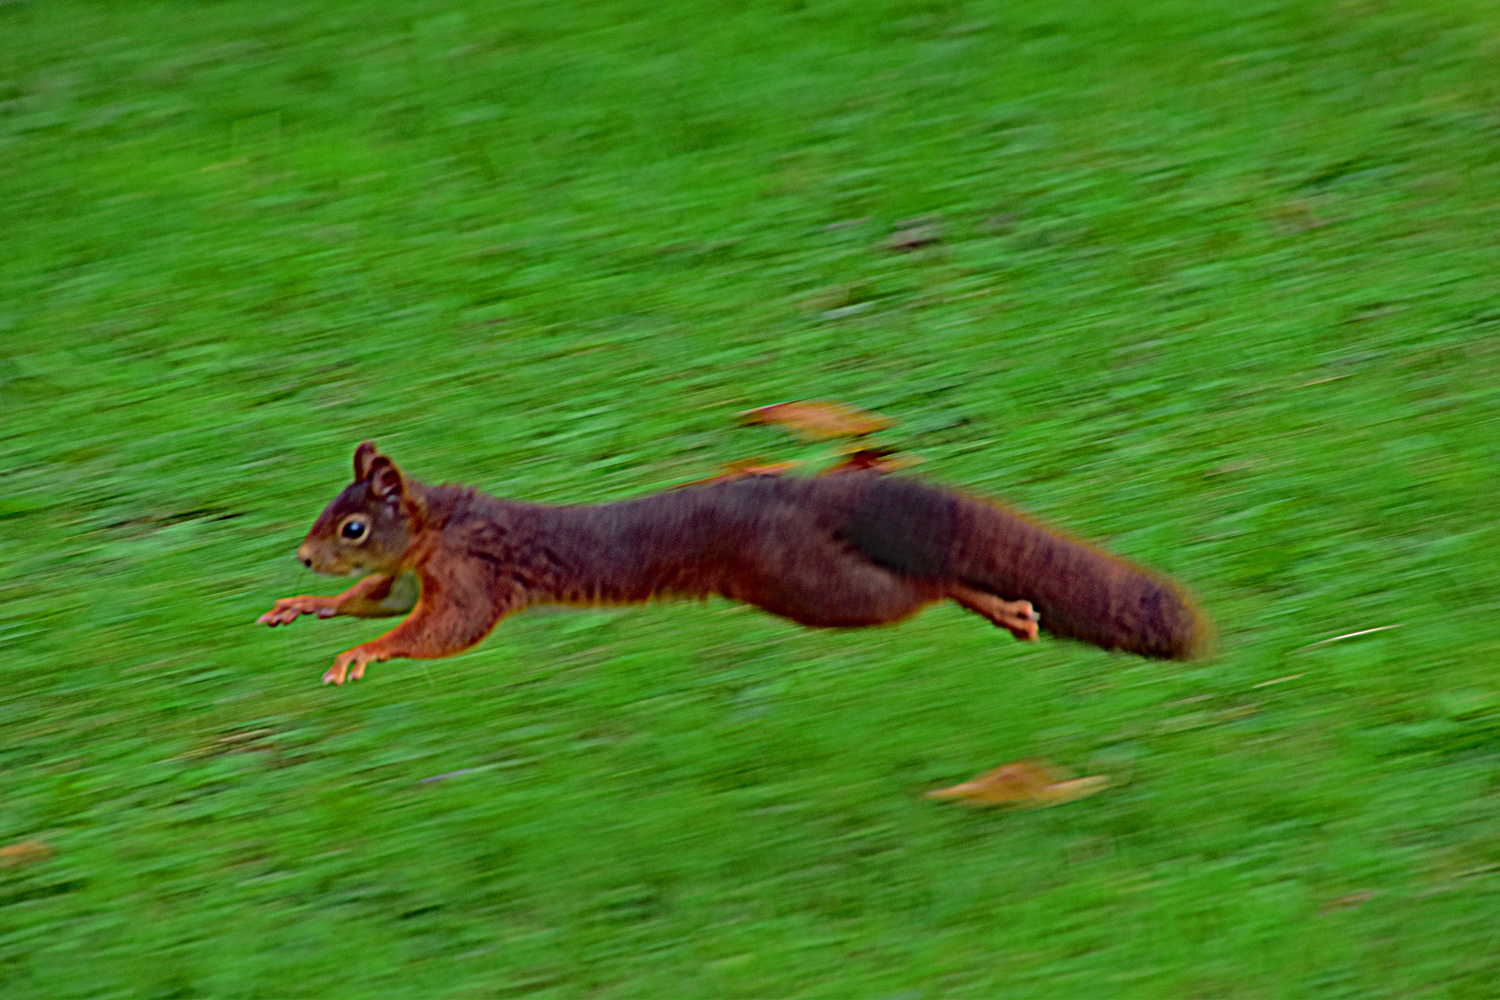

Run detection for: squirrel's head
[[297, 441, 424, 576]]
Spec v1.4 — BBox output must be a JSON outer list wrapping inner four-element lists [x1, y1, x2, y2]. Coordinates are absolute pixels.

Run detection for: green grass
[[3, 0, 1499, 995]]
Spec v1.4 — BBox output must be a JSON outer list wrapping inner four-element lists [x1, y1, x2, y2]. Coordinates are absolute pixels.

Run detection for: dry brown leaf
[[822, 446, 919, 475], [0, 839, 52, 868], [674, 459, 802, 489], [925, 760, 1109, 809], [738, 401, 891, 441], [1319, 890, 1377, 914], [884, 217, 944, 251]]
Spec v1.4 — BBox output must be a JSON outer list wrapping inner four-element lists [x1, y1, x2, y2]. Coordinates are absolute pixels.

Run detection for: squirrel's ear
[[353, 441, 381, 482], [367, 455, 404, 501], [354, 441, 403, 500]]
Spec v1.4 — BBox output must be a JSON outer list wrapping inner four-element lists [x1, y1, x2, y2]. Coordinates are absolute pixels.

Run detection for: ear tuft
[[353, 441, 381, 482]]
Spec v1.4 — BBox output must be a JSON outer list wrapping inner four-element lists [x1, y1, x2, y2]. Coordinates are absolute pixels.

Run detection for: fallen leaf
[[739, 401, 891, 441], [821, 446, 918, 475], [167, 727, 277, 762], [884, 215, 944, 251], [0, 840, 52, 868], [925, 760, 1109, 809], [979, 212, 1020, 234], [1319, 890, 1377, 914], [884, 226, 942, 251], [674, 459, 803, 489]]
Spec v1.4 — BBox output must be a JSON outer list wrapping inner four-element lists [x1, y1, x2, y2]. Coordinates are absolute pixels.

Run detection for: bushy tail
[[842, 478, 1208, 660]]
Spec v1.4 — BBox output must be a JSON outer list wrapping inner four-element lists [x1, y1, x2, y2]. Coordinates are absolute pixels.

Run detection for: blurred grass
[[2, 0, 1499, 996]]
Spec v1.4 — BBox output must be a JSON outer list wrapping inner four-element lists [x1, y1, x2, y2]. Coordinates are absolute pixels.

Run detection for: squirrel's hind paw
[[947, 586, 1041, 642]]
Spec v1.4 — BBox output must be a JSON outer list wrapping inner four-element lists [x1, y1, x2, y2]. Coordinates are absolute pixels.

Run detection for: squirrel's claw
[[260, 596, 336, 626], [324, 645, 379, 686], [258, 607, 296, 626]]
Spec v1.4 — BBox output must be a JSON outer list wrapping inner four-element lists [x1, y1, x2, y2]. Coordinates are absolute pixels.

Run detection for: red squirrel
[[260, 442, 1208, 685]]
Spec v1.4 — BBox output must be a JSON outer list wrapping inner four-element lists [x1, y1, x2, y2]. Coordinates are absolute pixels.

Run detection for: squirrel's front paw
[[323, 645, 381, 686], [259, 596, 337, 626]]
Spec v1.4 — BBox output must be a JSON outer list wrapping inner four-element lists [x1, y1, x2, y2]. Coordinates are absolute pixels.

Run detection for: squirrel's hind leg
[[947, 584, 1040, 642]]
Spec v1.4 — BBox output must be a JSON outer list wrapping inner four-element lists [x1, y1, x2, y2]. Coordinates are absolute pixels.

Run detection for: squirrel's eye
[[341, 519, 368, 541]]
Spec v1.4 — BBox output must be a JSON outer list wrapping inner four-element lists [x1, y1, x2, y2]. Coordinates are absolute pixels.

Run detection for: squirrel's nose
[[296, 544, 313, 568]]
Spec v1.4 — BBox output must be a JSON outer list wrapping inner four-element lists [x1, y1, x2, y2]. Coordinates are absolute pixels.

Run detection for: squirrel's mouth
[[299, 548, 369, 577]]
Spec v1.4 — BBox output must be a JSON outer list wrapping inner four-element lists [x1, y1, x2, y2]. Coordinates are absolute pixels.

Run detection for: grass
[[2, 0, 1499, 996]]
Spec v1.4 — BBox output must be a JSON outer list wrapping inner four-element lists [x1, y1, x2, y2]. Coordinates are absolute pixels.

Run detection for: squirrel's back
[[502, 473, 1205, 659]]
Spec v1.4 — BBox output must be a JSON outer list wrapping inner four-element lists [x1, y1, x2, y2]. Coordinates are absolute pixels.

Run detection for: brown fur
[[261, 442, 1208, 684]]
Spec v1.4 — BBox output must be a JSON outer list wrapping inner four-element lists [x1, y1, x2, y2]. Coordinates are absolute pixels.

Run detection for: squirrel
[[260, 441, 1209, 685]]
